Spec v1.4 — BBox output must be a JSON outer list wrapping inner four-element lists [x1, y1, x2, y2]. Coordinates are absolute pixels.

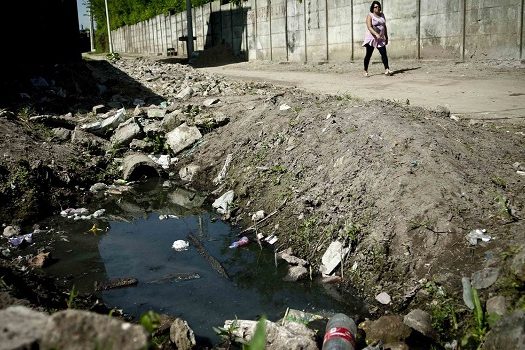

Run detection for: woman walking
[[363, 1, 393, 76]]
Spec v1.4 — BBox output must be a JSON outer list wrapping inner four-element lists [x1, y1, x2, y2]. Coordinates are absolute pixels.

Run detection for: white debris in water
[[172, 240, 189, 251], [159, 214, 179, 220]]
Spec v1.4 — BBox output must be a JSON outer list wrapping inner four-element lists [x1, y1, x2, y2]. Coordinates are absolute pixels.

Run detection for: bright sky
[[77, 0, 90, 30]]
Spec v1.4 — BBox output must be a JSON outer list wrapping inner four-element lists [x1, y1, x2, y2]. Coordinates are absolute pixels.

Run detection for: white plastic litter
[[279, 104, 291, 111], [466, 229, 491, 245], [172, 240, 189, 251]]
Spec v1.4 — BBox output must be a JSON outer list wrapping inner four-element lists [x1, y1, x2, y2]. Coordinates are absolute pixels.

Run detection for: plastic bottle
[[322, 313, 357, 350], [229, 236, 249, 248]]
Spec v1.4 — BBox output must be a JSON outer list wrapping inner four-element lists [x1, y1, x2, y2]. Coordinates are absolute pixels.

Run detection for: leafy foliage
[[139, 310, 161, 333]]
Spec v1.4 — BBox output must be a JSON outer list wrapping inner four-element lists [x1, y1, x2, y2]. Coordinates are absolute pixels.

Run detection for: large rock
[[320, 240, 349, 275], [52, 127, 72, 141], [71, 129, 109, 150], [165, 123, 202, 155], [121, 153, 161, 181], [483, 310, 525, 350], [3, 225, 21, 238], [403, 309, 436, 339], [176, 86, 194, 100], [161, 110, 184, 131], [0, 306, 48, 350], [169, 318, 196, 350], [471, 267, 500, 289], [362, 316, 412, 344], [179, 164, 201, 182], [111, 118, 142, 147], [168, 188, 206, 209], [486, 296, 507, 317], [41, 309, 148, 350], [283, 265, 308, 282], [510, 246, 525, 281], [226, 319, 317, 350]]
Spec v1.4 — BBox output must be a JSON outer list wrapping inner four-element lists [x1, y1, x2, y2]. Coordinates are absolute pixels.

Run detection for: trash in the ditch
[[229, 236, 249, 248], [264, 234, 278, 245], [466, 229, 491, 246], [159, 214, 179, 220], [172, 240, 189, 251], [8, 233, 33, 247]]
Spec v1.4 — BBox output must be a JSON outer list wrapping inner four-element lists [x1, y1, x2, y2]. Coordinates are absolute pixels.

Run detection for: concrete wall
[[112, 0, 524, 62]]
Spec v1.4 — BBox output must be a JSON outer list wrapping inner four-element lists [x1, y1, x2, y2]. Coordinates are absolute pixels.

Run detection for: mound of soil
[[1, 56, 524, 347]]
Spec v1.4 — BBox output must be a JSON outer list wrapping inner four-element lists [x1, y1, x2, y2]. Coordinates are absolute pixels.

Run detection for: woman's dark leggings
[[364, 44, 389, 71]]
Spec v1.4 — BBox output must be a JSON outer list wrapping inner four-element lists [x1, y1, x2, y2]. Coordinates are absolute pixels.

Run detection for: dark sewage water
[[43, 180, 367, 343]]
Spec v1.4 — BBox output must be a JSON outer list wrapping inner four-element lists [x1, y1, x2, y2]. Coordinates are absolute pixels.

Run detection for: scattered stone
[[375, 292, 392, 305], [71, 128, 109, 150], [169, 318, 196, 350], [3, 225, 21, 238], [194, 112, 230, 129], [362, 315, 412, 344], [100, 108, 126, 131], [483, 310, 525, 350], [90, 182, 108, 193], [179, 164, 201, 182], [283, 265, 308, 282], [165, 123, 202, 155], [0, 306, 48, 349], [212, 190, 235, 215], [41, 309, 148, 350], [52, 127, 72, 141], [277, 248, 308, 266], [111, 118, 142, 147], [148, 154, 175, 170], [510, 246, 525, 281], [176, 86, 194, 100], [147, 108, 167, 119], [168, 188, 206, 209], [203, 98, 220, 107], [486, 295, 507, 317], [129, 139, 150, 151], [161, 110, 183, 131], [403, 309, 436, 339], [320, 240, 349, 275], [471, 267, 500, 289], [462, 277, 475, 310], [280, 104, 291, 111]]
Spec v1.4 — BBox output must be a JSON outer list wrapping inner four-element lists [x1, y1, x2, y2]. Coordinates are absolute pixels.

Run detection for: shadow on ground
[[0, 60, 164, 116]]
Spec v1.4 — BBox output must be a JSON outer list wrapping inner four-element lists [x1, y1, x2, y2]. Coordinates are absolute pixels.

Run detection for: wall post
[[351, 0, 354, 61], [303, 0, 307, 62], [519, 0, 525, 60], [285, 0, 289, 61], [460, 0, 466, 61], [269, 0, 273, 61], [325, 0, 329, 61], [416, 0, 421, 59]]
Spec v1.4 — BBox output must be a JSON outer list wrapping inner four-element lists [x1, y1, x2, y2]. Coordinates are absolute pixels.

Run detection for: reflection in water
[[46, 180, 367, 342]]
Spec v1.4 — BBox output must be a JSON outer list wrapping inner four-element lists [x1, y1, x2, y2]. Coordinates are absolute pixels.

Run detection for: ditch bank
[[0, 56, 524, 349]]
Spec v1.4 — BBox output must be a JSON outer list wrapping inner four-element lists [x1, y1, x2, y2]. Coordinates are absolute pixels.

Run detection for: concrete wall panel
[[112, 0, 524, 62]]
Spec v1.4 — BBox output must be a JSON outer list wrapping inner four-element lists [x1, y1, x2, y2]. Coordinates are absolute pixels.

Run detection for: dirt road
[[199, 60, 525, 121]]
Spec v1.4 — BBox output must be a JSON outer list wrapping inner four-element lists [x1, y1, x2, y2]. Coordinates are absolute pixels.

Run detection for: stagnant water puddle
[[42, 180, 367, 342]]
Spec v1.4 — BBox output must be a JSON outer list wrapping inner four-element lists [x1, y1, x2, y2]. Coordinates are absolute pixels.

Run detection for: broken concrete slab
[[166, 123, 202, 155], [320, 240, 349, 275]]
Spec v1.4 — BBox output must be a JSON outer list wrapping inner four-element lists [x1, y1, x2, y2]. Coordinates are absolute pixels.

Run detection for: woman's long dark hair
[[370, 1, 382, 12]]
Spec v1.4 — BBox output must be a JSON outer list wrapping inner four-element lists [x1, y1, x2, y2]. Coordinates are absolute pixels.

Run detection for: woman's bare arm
[[366, 15, 379, 38]]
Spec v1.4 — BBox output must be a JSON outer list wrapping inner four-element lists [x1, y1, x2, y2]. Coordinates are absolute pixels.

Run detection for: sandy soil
[[198, 59, 525, 122]]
